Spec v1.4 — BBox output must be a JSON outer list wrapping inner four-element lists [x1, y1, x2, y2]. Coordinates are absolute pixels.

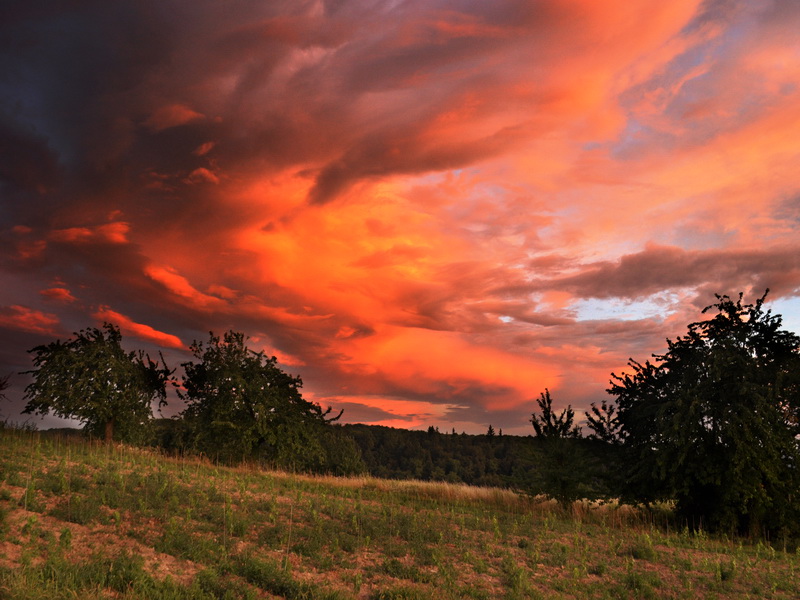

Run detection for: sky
[[1, 0, 800, 435]]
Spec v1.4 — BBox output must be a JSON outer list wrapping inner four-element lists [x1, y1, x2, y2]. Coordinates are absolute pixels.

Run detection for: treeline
[[340, 424, 616, 494]]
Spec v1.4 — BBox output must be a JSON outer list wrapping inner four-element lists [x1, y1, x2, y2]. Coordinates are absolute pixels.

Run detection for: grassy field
[[0, 428, 798, 599]]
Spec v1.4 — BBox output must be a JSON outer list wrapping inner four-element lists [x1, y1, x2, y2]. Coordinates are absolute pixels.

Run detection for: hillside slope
[[0, 428, 798, 599]]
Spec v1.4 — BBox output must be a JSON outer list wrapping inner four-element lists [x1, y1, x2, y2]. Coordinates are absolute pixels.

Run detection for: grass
[[1, 427, 799, 599]]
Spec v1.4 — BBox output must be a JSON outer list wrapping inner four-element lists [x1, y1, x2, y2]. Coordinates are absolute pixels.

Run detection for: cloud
[[184, 168, 220, 185], [143, 265, 227, 312], [0, 305, 60, 336], [528, 244, 800, 301], [2, 0, 800, 433], [39, 287, 77, 303], [93, 307, 185, 350], [143, 104, 205, 133], [49, 222, 131, 245]]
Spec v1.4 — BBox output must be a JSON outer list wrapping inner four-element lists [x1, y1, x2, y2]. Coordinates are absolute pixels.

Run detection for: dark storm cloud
[[529, 244, 800, 301]]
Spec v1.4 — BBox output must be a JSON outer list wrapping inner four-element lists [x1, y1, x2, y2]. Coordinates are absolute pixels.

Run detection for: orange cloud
[[49, 221, 130, 245], [93, 307, 185, 350], [342, 326, 558, 411], [0, 305, 60, 336], [144, 264, 227, 312], [248, 336, 306, 367]]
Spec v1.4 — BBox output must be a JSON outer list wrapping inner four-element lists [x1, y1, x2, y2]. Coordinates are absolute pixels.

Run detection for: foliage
[[609, 291, 800, 535], [584, 399, 623, 445], [529, 389, 581, 439], [180, 330, 359, 472], [0, 373, 8, 422], [320, 425, 367, 476], [21, 323, 172, 443], [343, 424, 523, 486], [528, 389, 592, 508]]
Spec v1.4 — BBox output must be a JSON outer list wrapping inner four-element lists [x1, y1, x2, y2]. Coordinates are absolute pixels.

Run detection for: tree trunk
[[104, 418, 114, 443]]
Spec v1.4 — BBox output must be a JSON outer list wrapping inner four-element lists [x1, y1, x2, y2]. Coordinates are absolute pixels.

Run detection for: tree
[[530, 389, 581, 439], [528, 389, 589, 508], [0, 374, 8, 400], [585, 399, 623, 444], [22, 324, 172, 442], [609, 291, 800, 535], [180, 330, 346, 471], [0, 374, 9, 424]]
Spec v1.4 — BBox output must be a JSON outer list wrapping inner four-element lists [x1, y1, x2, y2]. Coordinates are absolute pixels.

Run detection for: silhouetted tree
[[180, 330, 352, 471], [610, 291, 800, 535], [486, 424, 496, 437], [0, 373, 9, 423], [530, 389, 581, 438], [22, 324, 171, 442], [585, 399, 623, 444], [529, 389, 588, 508]]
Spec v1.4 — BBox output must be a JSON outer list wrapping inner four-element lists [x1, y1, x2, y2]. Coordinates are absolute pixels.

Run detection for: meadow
[[0, 427, 798, 599]]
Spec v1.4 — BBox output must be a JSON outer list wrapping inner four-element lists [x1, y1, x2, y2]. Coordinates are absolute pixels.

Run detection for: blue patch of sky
[[771, 296, 800, 336], [572, 294, 679, 322]]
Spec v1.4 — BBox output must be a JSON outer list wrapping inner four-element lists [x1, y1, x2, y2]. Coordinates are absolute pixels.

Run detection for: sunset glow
[[2, 1, 799, 434]]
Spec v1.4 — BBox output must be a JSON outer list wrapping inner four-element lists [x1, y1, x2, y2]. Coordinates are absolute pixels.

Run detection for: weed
[[458, 584, 491, 600], [542, 541, 570, 567], [715, 559, 737, 583], [588, 562, 607, 576], [370, 585, 433, 600], [228, 552, 343, 599], [0, 506, 8, 539], [621, 569, 661, 599], [156, 517, 222, 562], [49, 493, 103, 525], [17, 482, 45, 513], [621, 533, 658, 561], [58, 526, 72, 549], [381, 557, 432, 584], [194, 567, 256, 599]]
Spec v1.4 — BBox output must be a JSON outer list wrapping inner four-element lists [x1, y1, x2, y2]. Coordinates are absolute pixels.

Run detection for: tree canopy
[[609, 291, 800, 535], [22, 324, 172, 442], [179, 330, 354, 471]]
